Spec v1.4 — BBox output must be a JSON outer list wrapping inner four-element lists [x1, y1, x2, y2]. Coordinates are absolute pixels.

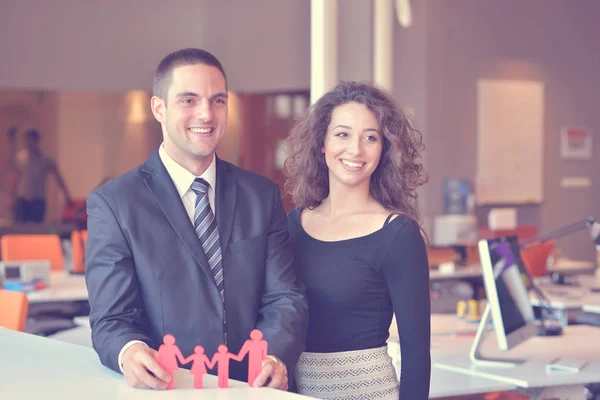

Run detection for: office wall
[[2, 1, 598, 259], [338, 0, 373, 83], [55, 91, 162, 201], [0, 0, 310, 92], [412, 0, 600, 260], [29, 90, 239, 220], [392, 0, 431, 231]]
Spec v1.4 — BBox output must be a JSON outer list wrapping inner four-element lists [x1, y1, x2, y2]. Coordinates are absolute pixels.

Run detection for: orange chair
[[0, 290, 29, 331], [71, 230, 88, 273], [0, 234, 64, 271], [521, 240, 555, 277]]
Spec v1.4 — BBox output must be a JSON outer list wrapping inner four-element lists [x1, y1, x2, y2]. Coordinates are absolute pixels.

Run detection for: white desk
[[583, 304, 600, 314], [0, 328, 314, 399], [386, 315, 515, 397], [390, 313, 483, 339], [27, 271, 88, 303], [532, 282, 600, 309], [430, 257, 596, 282], [49, 324, 93, 347], [430, 264, 483, 281], [51, 315, 513, 399], [548, 258, 597, 275], [384, 339, 516, 398], [433, 325, 600, 398], [529, 277, 600, 325], [429, 367, 516, 398]]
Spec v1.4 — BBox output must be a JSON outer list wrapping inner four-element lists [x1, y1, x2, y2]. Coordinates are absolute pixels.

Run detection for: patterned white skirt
[[294, 346, 399, 399]]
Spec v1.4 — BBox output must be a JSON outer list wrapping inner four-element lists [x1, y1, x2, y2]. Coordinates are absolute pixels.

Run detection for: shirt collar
[[158, 143, 217, 199]]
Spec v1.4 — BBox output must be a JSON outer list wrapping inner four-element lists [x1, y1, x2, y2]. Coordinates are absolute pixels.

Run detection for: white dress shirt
[[158, 144, 217, 222], [117, 144, 217, 371]]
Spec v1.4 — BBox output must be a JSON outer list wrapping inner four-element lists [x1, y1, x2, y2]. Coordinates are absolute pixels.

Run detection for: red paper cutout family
[[156, 329, 268, 390]]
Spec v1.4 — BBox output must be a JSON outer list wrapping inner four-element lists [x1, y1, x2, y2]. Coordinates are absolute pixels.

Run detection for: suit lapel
[[141, 151, 213, 281], [215, 157, 236, 257]]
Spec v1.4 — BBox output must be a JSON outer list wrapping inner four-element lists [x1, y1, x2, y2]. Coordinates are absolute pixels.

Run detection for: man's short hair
[[153, 48, 227, 101], [25, 129, 40, 141]]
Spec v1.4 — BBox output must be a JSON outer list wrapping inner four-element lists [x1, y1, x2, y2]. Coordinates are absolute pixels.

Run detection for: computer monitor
[[469, 236, 538, 367]]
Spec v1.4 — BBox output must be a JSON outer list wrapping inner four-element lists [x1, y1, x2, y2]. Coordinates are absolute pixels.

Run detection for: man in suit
[[85, 48, 308, 391]]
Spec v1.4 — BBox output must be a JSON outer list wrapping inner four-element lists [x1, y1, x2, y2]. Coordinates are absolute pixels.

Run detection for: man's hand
[[121, 343, 170, 390], [252, 357, 288, 390]]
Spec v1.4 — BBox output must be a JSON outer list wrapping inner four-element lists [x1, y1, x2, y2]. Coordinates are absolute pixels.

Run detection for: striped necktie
[[191, 178, 224, 300]]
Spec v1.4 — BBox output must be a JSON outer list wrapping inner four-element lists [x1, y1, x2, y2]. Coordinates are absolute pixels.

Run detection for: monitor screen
[[479, 236, 537, 350], [3, 264, 22, 280]]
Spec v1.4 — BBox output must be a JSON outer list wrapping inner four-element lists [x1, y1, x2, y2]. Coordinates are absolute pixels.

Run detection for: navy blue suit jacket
[[85, 150, 308, 382]]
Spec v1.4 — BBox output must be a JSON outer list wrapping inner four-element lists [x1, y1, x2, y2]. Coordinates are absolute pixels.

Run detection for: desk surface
[[530, 276, 600, 310], [430, 257, 596, 282], [583, 304, 600, 314], [27, 271, 88, 303], [390, 314, 483, 339], [51, 316, 510, 399], [430, 361, 515, 398], [433, 325, 600, 389], [384, 340, 516, 398], [0, 328, 313, 399], [386, 315, 514, 397]]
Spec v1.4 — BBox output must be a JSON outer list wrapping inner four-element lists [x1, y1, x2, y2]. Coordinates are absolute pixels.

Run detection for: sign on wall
[[560, 127, 592, 160]]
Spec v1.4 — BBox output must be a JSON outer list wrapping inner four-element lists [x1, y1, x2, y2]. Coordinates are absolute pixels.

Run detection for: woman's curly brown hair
[[284, 81, 428, 222]]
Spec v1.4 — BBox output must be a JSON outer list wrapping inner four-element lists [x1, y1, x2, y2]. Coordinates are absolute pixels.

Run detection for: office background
[[0, 0, 598, 261]]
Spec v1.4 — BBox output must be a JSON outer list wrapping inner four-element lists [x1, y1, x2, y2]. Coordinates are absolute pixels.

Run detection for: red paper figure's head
[[250, 329, 263, 340], [194, 345, 205, 355], [163, 334, 176, 345], [218, 344, 228, 353]]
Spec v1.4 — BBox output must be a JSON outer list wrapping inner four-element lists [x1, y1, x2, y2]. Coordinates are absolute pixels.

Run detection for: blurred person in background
[[9, 128, 72, 223]]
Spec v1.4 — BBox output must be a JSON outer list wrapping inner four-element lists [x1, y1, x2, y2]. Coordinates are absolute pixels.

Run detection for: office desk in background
[[530, 274, 600, 325], [387, 314, 515, 398], [27, 271, 88, 303], [430, 257, 596, 282], [433, 325, 600, 398], [583, 304, 600, 314], [23, 271, 88, 335], [1, 328, 315, 400]]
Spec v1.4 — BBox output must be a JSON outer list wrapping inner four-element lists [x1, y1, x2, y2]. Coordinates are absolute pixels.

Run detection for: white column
[[373, 0, 394, 92], [311, 0, 338, 104]]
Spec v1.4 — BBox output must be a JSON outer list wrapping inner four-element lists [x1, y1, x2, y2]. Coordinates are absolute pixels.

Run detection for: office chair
[[0, 290, 29, 331], [1, 234, 64, 271], [71, 230, 88, 274], [1, 234, 81, 335]]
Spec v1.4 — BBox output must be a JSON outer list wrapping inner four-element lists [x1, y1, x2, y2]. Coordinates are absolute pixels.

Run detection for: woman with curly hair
[[284, 81, 431, 399]]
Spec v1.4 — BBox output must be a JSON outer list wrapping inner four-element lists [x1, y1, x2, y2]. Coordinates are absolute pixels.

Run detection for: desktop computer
[[469, 236, 539, 367], [433, 234, 599, 398]]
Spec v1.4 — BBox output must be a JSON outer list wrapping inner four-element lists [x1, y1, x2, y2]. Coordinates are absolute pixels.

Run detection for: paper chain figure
[[156, 329, 268, 389]]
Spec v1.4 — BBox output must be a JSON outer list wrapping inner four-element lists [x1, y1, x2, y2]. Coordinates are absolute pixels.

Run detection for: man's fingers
[[252, 362, 274, 388], [123, 365, 152, 389], [266, 370, 288, 390], [264, 360, 288, 390], [132, 365, 167, 390], [122, 346, 169, 390], [140, 351, 171, 383]]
